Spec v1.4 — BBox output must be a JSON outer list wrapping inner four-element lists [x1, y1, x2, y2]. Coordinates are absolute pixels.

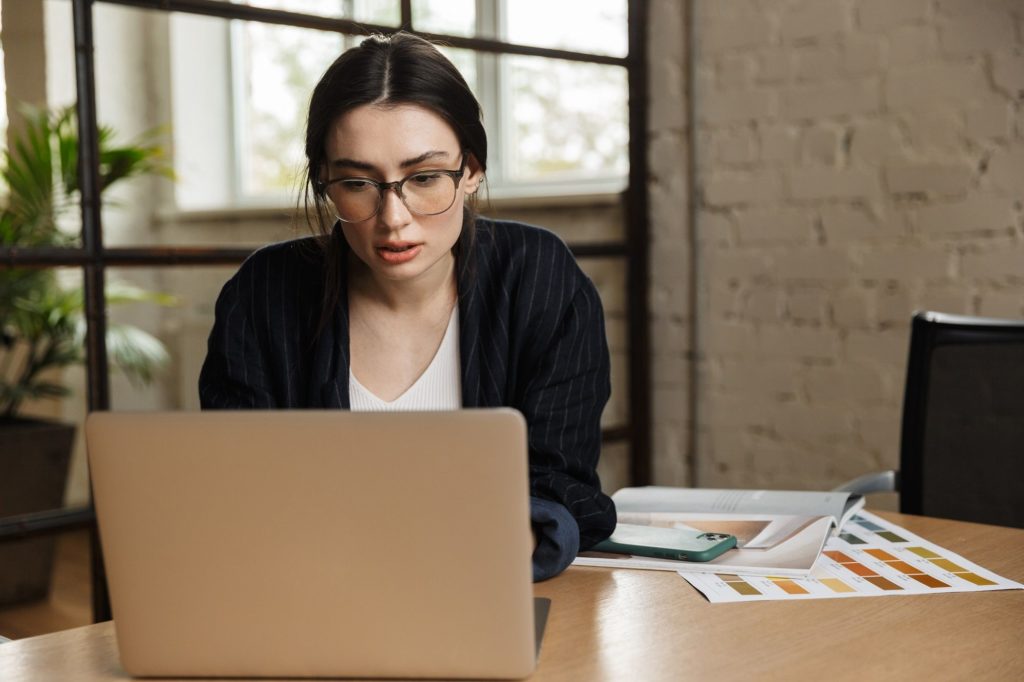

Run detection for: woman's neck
[[347, 250, 457, 313]]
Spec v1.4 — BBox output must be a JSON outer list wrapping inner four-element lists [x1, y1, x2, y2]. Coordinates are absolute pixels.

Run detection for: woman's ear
[[314, 164, 329, 198], [463, 153, 484, 195]]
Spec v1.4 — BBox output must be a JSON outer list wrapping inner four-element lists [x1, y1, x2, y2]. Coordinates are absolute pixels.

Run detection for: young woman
[[199, 32, 615, 580]]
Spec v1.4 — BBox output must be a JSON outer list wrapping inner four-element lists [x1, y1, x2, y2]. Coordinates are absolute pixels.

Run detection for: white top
[[349, 306, 462, 411]]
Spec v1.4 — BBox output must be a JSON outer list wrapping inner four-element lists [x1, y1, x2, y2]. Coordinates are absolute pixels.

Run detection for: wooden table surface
[[1, 512, 1022, 681]]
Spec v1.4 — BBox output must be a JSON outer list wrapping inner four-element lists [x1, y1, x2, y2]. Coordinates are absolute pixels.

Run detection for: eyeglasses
[[320, 154, 467, 223]]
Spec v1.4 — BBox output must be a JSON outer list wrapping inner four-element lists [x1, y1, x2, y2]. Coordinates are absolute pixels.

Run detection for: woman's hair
[[302, 32, 487, 335]]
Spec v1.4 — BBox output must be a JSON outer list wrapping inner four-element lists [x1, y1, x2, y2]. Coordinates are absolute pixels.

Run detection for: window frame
[[0, 0, 651, 625]]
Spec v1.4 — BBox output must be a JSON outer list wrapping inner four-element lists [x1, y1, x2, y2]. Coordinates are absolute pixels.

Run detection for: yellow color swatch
[[932, 558, 966, 572], [956, 572, 996, 586], [907, 546, 940, 559], [819, 578, 855, 593]]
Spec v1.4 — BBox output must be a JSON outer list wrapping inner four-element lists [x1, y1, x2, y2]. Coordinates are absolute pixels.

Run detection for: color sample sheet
[[682, 511, 1024, 603]]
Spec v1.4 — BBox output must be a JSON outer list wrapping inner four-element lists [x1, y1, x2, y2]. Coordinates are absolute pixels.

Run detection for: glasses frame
[[320, 153, 468, 223]]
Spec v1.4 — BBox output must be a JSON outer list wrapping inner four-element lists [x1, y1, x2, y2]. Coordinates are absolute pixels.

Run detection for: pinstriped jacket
[[199, 218, 617, 577]]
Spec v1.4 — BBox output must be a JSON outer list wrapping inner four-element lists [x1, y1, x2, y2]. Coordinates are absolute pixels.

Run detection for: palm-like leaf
[[1, 104, 174, 417], [103, 281, 178, 308], [103, 324, 171, 386], [3, 109, 55, 244]]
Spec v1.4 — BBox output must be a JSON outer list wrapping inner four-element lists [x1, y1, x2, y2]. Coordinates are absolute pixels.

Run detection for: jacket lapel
[[315, 301, 350, 409], [313, 228, 351, 409], [457, 238, 482, 408], [458, 282, 481, 408]]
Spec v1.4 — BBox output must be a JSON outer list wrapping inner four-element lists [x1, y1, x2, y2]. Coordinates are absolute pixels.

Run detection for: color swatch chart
[[682, 511, 1023, 603]]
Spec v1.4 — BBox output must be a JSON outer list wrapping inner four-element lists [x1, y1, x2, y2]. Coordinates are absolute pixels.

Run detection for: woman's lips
[[375, 243, 422, 265]]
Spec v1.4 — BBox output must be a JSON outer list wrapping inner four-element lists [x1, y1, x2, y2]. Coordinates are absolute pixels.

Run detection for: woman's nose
[[378, 185, 412, 228]]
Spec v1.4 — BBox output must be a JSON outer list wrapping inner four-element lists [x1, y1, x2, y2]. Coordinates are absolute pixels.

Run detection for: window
[[232, 8, 344, 200], [171, 0, 628, 209], [0, 12, 7, 184]]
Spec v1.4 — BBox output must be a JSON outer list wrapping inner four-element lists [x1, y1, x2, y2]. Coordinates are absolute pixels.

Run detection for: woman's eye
[[339, 179, 375, 192], [409, 173, 442, 187]]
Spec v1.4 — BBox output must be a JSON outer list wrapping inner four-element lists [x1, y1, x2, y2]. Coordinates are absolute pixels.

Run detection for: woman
[[199, 32, 615, 580]]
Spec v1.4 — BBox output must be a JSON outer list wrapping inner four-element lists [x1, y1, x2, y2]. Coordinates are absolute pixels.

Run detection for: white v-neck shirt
[[349, 306, 461, 411]]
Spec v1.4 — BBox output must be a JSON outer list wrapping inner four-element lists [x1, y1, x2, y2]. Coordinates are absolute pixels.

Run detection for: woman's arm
[[521, 281, 617, 580], [198, 268, 278, 410]]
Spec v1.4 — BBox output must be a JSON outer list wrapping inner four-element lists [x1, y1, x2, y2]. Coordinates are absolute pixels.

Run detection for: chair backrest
[[899, 311, 1024, 528]]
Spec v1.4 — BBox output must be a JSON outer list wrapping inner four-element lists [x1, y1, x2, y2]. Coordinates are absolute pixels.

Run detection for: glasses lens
[[402, 173, 458, 216], [331, 179, 380, 222]]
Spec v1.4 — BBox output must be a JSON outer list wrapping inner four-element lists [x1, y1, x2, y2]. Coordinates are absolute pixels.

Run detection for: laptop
[[86, 409, 541, 679]]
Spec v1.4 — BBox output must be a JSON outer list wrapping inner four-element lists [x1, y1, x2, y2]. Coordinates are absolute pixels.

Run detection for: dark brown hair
[[302, 32, 487, 335]]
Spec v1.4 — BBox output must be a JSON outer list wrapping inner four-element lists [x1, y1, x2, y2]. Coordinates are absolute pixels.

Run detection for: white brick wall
[[648, 0, 1024, 492]]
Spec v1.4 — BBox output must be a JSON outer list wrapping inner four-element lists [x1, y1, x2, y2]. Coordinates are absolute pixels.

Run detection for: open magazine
[[573, 487, 865, 577]]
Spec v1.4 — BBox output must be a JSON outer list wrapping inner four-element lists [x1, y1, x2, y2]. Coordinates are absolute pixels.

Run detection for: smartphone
[[591, 523, 737, 562]]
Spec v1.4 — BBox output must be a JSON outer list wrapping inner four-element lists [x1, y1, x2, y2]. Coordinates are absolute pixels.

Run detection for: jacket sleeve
[[198, 266, 278, 409], [520, 280, 617, 562]]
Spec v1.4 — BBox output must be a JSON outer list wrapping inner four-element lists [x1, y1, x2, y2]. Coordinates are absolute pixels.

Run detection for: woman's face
[[324, 103, 482, 287]]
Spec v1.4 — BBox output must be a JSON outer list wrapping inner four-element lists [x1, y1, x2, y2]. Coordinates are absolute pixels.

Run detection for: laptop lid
[[86, 409, 536, 679]]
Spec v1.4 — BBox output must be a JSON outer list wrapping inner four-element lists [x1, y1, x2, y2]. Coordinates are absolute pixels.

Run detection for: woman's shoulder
[[243, 235, 324, 268], [229, 236, 326, 290], [467, 218, 599, 323], [474, 217, 571, 257], [473, 217, 583, 284]]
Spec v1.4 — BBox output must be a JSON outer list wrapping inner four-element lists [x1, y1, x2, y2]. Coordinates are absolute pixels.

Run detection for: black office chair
[[838, 311, 1024, 529]]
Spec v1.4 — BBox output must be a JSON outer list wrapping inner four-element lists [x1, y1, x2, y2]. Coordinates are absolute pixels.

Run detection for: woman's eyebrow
[[330, 158, 375, 171], [329, 150, 450, 172], [399, 150, 449, 168]]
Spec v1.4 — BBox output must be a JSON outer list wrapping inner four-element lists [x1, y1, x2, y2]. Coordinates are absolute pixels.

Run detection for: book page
[[610, 511, 818, 549], [681, 511, 1024, 603], [612, 486, 865, 529]]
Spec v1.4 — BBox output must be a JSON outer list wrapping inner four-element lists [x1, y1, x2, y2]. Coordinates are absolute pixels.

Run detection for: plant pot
[[0, 418, 75, 605]]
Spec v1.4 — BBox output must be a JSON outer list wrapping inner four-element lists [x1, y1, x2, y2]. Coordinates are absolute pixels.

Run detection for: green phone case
[[591, 524, 737, 562]]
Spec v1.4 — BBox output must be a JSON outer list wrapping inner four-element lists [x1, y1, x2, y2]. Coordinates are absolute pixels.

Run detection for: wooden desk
[[1, 513, 1022, 681]]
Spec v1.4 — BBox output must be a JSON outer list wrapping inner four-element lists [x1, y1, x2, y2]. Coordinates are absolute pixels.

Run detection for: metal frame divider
[[625, 0, 650, 486], [0, 0, 651, 623], [70, 0, 113, 625]]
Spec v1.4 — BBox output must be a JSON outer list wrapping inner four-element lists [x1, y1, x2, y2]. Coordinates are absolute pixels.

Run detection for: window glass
[[0, 267, 88, 510], [0, 247, 94, 633], [0, 16, 7, 161], [106, 265, 242, 412], [169, 13, 230, 209], [413, 0, 476, 37], [503, 56, 628, 184], [232, 0, 400, 201], [233, 0, 338, 13], [350, 0, 401, 26], [236, 31, 478, 201], [505, 0, 627, 58], [232, 0, 400, 24], [236, 20, 344, 200]]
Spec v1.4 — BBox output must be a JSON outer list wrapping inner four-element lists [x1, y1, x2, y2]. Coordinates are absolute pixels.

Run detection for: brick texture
[[648, 0, 1024, 492]]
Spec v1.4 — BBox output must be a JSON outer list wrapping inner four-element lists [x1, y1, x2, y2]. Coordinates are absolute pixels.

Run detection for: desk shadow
[[534, 596, 551, 658]]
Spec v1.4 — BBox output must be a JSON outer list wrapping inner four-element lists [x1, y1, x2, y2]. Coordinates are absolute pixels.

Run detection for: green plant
[[0, 105, 175, 418]]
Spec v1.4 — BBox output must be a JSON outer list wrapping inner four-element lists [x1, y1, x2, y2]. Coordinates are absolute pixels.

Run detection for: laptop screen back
[[87, 409, 536, 679]]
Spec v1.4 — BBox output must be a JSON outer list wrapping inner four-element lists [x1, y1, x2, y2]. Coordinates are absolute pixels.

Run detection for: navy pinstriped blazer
[[199, 218, 616, 578]]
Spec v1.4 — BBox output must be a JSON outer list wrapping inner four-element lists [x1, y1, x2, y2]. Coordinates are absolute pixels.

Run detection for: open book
[[573, 487, 865, 577]]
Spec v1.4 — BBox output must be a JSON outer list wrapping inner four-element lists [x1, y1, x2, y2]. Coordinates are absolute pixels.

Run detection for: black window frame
[[0, 0, 650, 623]]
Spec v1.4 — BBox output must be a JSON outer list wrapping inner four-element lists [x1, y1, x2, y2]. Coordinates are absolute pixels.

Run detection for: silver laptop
[[87, 409, 539, 679]]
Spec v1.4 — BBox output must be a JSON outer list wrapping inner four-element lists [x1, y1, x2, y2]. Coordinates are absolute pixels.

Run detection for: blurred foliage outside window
[[0, 14, 8, 194], [230, 0, 627, 203]]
